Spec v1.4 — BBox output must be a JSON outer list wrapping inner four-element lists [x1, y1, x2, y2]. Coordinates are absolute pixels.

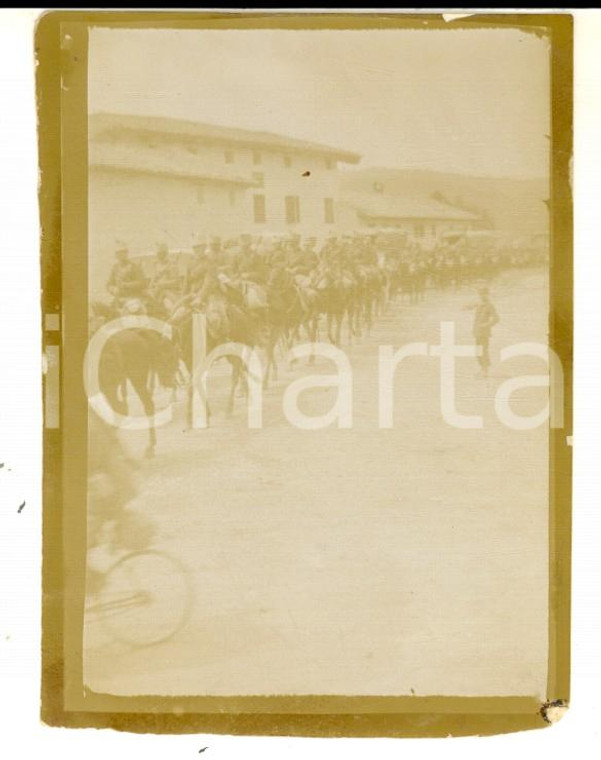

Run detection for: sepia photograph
[[36, 12, 572, 736]]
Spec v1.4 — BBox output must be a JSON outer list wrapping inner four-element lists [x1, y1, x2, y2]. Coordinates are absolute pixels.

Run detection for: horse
[[399, 260, 422, 305], [89, 300, 179, 457], [311, 264, 355, 347], [169, 292, 265, 427]]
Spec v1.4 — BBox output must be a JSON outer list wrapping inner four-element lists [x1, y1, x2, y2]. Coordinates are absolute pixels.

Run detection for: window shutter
[[253, 195, 266, 224]]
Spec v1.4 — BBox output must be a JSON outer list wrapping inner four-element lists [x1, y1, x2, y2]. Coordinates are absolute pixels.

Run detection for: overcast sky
[[89, 27, 550, 180]]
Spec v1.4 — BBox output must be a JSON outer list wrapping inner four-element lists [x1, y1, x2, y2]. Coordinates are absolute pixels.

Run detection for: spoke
[[87, 591, 150, 616]]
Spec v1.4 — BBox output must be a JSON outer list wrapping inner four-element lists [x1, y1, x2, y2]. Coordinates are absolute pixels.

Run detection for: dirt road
[[84, 267, 551, 698]]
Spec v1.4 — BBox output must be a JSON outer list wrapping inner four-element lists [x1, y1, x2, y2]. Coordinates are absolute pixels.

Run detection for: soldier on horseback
[[289, 237, 318, 276], [184, 243, 210, 294], [106, 245, 148, 306], [242, 243, 270, 286], [149, 243, 181, 312]]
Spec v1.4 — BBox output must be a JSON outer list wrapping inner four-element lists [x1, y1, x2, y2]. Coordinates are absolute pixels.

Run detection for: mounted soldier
[[106, 245, 148, 306], [149, 243, 181, 312], [184, 243, 210, 295], [289, 238, 318, 276]]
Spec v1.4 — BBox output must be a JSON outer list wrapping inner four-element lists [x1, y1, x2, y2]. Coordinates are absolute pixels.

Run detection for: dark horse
[[90, 301, 178, 457], [169, 293, 265, 427], [312, 265, 355, 346]]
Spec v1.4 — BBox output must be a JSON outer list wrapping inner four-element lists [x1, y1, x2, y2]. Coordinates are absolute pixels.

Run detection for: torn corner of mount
[[442, 14, 477, 23], [541, 700, 569, 725]]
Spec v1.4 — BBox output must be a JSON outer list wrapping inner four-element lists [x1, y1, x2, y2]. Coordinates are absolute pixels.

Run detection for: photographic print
[[38, 12, 572, 736]]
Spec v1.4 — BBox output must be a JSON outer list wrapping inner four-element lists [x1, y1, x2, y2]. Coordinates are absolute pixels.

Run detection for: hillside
[[340, 168, 549, 237]]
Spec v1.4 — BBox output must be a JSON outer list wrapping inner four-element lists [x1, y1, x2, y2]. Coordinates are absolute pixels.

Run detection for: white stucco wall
[[174, 138, 347, 236], [89, 135, 356, 298], [88, 167, 248, 298], [240, 147, 343, 237]]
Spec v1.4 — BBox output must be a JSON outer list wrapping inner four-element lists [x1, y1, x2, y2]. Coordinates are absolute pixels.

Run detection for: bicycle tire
[[95, 549, 193, 647]]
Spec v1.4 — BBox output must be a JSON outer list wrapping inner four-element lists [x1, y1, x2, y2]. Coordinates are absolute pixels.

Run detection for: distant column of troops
[[104, 234, 546, 321], [88, 233, 544, 454]]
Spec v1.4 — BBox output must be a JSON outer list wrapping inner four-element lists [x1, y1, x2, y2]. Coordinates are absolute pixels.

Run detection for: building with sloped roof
[[339, 192, 485, 249], [88, 112, 361, 296]]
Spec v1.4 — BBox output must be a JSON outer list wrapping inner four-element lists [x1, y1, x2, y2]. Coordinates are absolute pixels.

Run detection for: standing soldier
[[465, 285, 500, 378]]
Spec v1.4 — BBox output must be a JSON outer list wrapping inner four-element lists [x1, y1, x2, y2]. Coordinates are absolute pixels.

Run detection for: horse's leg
[[327, 311, 334, 344], [147, 369, 157, 395], [105, 380, 127, 418], [307, 313, 319, 364], [264, 327, 278, 389], [345, 303, 352, 345], [263, 334, 271, 390], [239, 364, 249, 398], [271, 327, 280, 382], [186, 366, 210, 429], [227, 358, 241, 415], [347, 305, 354, 345], [227, 361, 236, 416], [186, 379, 193, 429], [183, 357, 211, 430], [308, 311, 318, 342], [348, 302, 356, 342], [131, 372, 156, 458], [287, 325, 299, 369], [340, 296, 360, 344], [235, 357, 249, 399], [172, 357, 188, 404], [290, 322, 301, 347], [117, 379, 128, 407], [354, 297, 362, 338]]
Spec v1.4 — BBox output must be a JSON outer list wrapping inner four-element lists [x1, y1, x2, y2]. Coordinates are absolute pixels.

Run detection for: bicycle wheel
[[95, 550, 193, 647]]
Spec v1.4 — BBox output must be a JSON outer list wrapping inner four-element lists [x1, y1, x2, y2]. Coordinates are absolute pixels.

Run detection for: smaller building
[[340, 193, 485, 250]]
